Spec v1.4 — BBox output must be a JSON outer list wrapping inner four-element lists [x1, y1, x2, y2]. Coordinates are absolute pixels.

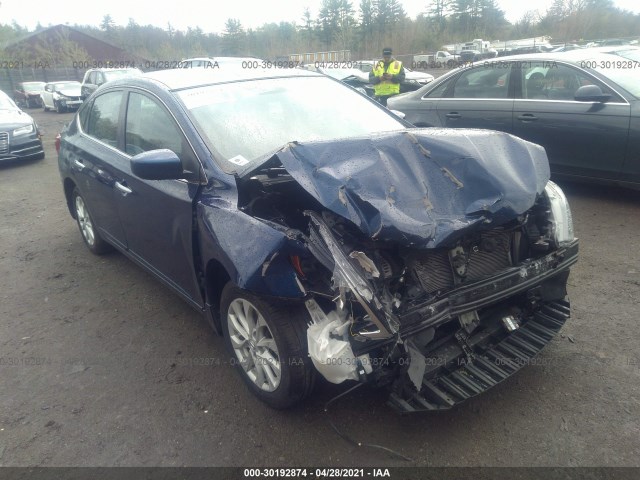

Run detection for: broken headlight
[[544, 180, 574, 246]]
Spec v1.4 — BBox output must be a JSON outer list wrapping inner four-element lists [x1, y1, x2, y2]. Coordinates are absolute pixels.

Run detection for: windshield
[[103, 69, 140, 81], [23, 83, 45, 92], [594, 61, 640, 98], [320, 67, 365, 80], [178, 76, 404, 172], [608, 48, 640, 62]]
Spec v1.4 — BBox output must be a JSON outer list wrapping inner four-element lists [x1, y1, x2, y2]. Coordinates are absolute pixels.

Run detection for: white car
[[177, 57, 262, 69], [41, 81, 83, 113]]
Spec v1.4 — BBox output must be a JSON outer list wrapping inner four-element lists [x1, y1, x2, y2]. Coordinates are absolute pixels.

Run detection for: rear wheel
[[72, 188, 112, 255], [221, 283, 315, 408]]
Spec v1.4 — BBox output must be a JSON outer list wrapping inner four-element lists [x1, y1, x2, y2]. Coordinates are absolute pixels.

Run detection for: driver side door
[[110, 90, 205, 306]]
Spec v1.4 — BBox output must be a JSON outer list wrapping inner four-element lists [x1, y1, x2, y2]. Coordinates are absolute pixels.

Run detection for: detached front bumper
[[389, 299, 570, 412], [386, 240, 579, 413], [399, 239, 579, 336]]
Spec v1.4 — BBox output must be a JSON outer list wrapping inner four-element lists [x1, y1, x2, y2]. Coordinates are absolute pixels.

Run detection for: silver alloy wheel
[[227, 298, 281, 392], [75, 195, 95, 246]]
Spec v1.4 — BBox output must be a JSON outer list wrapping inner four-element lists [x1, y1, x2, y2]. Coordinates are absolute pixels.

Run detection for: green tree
[[223, 18, 245, 55]]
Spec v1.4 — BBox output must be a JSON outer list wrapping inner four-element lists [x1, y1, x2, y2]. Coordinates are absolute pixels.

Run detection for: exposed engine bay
[[238, 131, 578, 412], [237, 130, 579, 412]]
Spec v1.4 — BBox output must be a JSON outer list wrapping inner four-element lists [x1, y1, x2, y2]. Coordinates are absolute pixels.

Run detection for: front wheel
[[221, 284, 315, 409], [72, 188, 112, 255], [55, 101, 66, 113]]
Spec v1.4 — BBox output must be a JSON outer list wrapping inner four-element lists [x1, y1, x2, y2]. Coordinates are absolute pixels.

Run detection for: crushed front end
[[238, 129, 578, 412], [302, 195, 577, 412]]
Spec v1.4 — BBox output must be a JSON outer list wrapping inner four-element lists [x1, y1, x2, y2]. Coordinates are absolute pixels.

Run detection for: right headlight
[[544, 180, 574, 246], [13, 124, 34, 136]]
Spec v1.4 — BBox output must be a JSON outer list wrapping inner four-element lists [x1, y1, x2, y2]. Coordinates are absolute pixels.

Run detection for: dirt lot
[[0, 109, 639, 468]]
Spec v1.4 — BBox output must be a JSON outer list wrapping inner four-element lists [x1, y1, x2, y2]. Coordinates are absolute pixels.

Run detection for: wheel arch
[[63, 178, 78, 219]]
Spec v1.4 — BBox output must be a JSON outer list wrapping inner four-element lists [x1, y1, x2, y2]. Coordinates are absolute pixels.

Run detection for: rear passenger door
[[72, 90, 128, 247], [111, 90, 204, 306], [435, 62, 515, 133]]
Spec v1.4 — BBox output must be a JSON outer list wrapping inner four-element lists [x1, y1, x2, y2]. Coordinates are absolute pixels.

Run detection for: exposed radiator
[[410, 230, 512, 294]]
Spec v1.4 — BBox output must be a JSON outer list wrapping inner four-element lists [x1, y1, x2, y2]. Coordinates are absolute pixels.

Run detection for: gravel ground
[[0, 109, 639, 468]]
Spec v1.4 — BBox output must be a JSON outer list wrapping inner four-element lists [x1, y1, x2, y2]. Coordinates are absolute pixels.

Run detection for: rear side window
[[423, 78, 450, 98], [450, 66, 511, 98], [85, 91, 123, 148]]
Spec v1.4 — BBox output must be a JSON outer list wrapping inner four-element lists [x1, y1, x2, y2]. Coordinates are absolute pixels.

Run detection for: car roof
[[88, 67, 142, 72], [490, 50, 633, 64], [126, 67, 323, 91]]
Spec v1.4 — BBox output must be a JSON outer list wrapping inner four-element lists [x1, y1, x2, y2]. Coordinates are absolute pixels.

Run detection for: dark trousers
[[374, 95, 394, 107]]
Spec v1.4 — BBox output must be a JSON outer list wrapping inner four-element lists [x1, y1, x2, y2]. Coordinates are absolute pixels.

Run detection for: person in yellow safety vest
[[369, 47, 406, 106]]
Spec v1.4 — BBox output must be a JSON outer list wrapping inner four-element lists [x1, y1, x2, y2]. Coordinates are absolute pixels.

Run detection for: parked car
[[41, 81, 83, 113], [388, 50, 640, 188], [177, 57, 263, 68], [177, 57, 217, 68], [0, 91, 44, 162], [588, 45, 640, 61], [355, 60, 435, 92], [300, 65, 375, 96], [13, 81, 46, 108], [58, 68, 578, 411], [81, 68, 142, 99], [550, 44, 583, 52]]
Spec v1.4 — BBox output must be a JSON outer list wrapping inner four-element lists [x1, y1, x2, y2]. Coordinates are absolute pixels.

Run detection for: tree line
[[1, 0, 639, 65]]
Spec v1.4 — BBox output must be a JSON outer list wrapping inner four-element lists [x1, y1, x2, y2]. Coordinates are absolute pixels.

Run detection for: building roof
[[3, 24, 148, 64]]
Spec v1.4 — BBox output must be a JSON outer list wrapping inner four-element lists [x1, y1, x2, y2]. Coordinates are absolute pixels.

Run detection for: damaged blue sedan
[[58, 68, 578, 411]]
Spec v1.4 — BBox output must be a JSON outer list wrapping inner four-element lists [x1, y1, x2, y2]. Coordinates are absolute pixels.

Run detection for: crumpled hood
[[56, 86, 81, 97], [273, 129, 550, 248]]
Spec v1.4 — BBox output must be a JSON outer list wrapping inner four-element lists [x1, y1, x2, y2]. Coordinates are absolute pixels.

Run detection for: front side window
[[521, 62, 601, 100], [85, 91, 123, 147], [522, 62, 624, 102], [125, 92, 184, 157]]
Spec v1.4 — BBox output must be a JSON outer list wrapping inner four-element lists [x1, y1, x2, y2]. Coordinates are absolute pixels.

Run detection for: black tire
[[71, 187, 113, 255], [43, 102, 49, 112], [55, 101, 65, 114], [220, 283, 315, 409]]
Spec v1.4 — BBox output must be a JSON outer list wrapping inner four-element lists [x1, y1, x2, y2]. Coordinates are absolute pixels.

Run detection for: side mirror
[[130, 149, 183, 180], [575, 85, 611, 103]]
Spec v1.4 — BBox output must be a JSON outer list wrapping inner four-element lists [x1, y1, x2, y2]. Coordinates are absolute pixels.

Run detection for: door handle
[[115, 181, 132, 196], [73, 159, 85, 170], [446, 112, 461, 119], [517, 114, 538, 122]]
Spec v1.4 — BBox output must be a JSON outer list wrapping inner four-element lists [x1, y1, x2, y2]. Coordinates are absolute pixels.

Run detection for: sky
[[1, 0, 640, 35]]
